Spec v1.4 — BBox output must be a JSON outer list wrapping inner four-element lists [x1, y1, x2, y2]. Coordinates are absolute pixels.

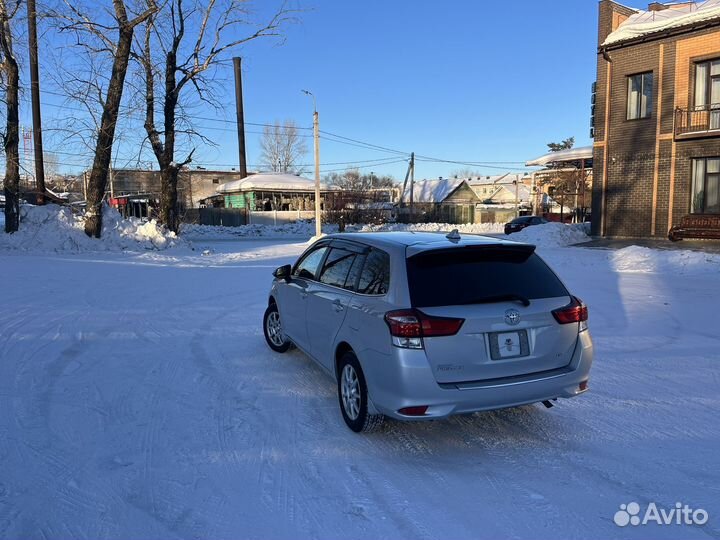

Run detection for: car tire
[[263, 303, 292, 353], [337, 351, 384, 433]]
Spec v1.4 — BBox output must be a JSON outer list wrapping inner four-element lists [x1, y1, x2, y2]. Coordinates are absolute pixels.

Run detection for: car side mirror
[[273, 264, 292, 281]]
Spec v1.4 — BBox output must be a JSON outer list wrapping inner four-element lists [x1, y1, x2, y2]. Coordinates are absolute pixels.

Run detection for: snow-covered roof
[[501, 184, 531, 200], [402, 178, 466, 203], [525, 146, 593, 167], [217, 172, 338, 194], [603, 0, 720, 46], [467, 173, 515, 186]]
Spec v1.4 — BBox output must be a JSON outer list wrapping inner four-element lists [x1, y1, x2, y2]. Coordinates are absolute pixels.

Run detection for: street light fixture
[[302, 89, 321, 237]]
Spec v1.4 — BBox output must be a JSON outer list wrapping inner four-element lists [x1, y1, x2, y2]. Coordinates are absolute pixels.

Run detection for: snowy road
[[1, 238, 719, 539]]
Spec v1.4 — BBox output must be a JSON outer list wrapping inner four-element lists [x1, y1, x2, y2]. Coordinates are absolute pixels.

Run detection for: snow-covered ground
[[1, 234, 719, 539], [181, 220, 506, 241]]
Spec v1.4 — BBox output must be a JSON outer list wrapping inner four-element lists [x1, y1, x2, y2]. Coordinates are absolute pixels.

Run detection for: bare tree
[[52, 0, 157, 237], [259, 120, 308, 175], [0, 0, 20, 233], [44, 151, 60, 186], [135, 1, 297, 233], [326, 169, 395, 191]]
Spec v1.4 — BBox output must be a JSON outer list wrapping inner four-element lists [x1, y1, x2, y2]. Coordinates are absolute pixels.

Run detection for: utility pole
[[27, 0, 45, 203], [531, 172, 537, 216], [409, 152, 415, 221], [233, 57, 248, 178], [514, 175, 520, 218], [303, 90, 321, 237]]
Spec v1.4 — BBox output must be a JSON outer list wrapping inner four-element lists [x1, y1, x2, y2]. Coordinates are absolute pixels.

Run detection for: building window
[[694, 59, 720, 129], [691, 158, 720, 214], [626, 72, 653, 120], [212, 178, 219, 184]]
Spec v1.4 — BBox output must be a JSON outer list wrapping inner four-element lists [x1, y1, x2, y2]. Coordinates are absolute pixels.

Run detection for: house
[[593, 0, 720, 239], [468, 174, 532, 204], [526, 146, 593, 220], [216, 172, 339, 211], [104, 168, 237, 218], [399, 178, 480, 223]]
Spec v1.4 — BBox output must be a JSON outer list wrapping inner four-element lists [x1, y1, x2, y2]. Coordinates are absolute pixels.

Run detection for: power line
[[22, 90, 532, 170], [20, 90, 314, 132], [319, 129, 409, 156], [6, 150, 406, 172], [20, 147, 404, 168]]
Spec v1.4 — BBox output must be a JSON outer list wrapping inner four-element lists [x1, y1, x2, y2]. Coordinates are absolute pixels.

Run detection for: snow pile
[[507, 222, 590, 247], [610, 245, 720, 275], [0, 204, 183, 252], [349, 221, 504, 234]]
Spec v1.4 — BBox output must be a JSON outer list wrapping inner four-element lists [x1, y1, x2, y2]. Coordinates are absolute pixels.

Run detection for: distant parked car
[[263, 231, 593, 433], [504, 216, 548, 235]]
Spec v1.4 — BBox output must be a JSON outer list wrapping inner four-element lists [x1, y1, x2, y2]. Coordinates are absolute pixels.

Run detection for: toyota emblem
[[504, 309, 521, 326]]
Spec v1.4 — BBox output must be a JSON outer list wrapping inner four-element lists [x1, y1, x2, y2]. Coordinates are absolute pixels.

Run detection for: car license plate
[[489, 330, 529, 360]]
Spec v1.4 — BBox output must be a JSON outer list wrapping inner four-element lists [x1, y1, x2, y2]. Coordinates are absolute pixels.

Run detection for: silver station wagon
[[263, 231, 593, 432]]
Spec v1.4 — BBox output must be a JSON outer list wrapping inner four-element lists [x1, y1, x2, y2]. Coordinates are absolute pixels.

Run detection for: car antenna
[[446, 229, 461, 242]]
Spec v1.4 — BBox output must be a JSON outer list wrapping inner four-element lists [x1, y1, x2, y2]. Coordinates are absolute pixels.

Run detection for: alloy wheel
[[266, 310, 285, 347], [341, 364, 361, 420]]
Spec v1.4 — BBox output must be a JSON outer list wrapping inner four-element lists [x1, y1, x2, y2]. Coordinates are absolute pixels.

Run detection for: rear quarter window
[[406, 246, 568, 308], [357, 249, 390, 295]]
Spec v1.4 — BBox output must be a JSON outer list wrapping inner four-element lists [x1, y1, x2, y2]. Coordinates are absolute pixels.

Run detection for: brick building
[[592, 0, 720, 239]]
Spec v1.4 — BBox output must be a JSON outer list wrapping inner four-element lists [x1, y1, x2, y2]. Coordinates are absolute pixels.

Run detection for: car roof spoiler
[[406, 242, 536, 259]]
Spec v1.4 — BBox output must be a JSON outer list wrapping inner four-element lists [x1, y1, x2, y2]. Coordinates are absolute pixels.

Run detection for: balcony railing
[[675, 106, 720, 138]]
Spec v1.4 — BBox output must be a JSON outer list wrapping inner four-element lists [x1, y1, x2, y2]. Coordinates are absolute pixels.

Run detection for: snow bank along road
[[1, 239, 718, 539]]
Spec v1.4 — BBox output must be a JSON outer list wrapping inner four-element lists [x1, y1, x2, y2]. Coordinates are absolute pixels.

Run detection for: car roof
[[322, 231, 533, 256]]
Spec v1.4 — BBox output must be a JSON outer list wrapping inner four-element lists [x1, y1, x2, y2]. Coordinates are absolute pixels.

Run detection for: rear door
[[406, 245, 578, 383], [305, 242, 365, 370], [277, 243, 330, 351]]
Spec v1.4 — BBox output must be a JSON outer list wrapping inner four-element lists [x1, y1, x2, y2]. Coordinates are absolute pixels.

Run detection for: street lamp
[[302, 89, 321, 237]]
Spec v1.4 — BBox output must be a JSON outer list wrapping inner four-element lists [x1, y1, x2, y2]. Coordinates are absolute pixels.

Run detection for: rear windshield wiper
[[458, 293, 530, 307]]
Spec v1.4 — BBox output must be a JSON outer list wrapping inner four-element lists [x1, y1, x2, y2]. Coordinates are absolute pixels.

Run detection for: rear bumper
[[365, 330, 593, 421]]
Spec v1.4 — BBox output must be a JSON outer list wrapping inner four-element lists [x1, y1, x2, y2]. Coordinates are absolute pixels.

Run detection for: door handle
[[332, 299, 344, 312], [300, 291, 308, 299]]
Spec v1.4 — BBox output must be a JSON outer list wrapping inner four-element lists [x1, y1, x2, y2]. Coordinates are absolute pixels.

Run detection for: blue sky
[[22, 0, 650, 181]]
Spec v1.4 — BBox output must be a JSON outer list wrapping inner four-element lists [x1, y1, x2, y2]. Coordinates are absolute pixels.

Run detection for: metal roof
[[525, 146, 593, 168]]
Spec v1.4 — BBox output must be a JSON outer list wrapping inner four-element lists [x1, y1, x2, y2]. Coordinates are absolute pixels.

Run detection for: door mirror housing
[[273, 264, 292, 281]]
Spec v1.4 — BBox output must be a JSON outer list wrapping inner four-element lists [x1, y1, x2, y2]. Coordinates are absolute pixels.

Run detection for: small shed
[[216, 172, 339, 211]]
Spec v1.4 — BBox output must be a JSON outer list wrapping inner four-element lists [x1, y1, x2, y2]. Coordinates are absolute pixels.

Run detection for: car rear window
[[406, 246, 568, 308]]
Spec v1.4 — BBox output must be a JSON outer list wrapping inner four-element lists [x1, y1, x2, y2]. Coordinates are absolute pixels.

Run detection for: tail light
[[552, 296, 588, 328], [384, 309, 464, 349]]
